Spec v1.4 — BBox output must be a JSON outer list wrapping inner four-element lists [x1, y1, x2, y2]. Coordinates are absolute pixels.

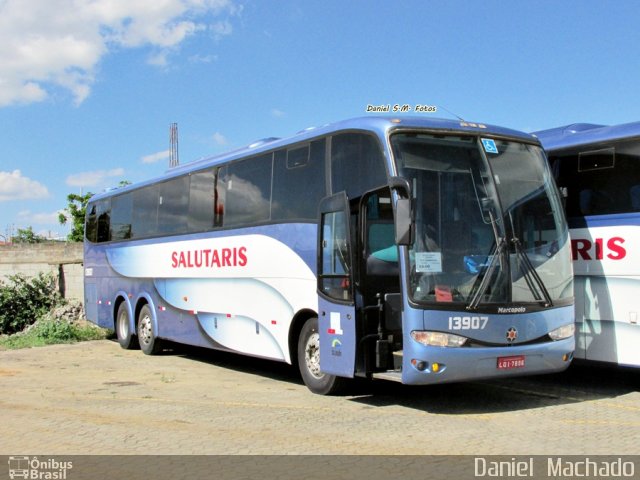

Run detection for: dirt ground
[[1, 339, 639, 456]]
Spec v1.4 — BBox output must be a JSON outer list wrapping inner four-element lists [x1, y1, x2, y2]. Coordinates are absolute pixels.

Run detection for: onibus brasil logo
[[8, 456, 73, 479]]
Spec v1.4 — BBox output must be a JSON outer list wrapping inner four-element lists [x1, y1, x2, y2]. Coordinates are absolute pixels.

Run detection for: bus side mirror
[[389, 176, 411, 199], [389, 176, 413, 246], [479, 197, 495, 224], [395, 198, 413, 246]]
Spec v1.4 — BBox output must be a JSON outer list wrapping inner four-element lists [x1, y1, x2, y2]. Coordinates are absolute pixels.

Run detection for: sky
[[1, 0, 640, 240]]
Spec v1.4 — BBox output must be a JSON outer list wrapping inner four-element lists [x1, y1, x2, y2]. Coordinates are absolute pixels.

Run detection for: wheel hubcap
[[304, 332, 323, 379], [139, 315, 152, 346]]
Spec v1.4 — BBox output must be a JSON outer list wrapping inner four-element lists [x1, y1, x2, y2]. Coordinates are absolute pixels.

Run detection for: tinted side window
[[272, 139, 326, 221], [110, 193, 132, 241], [552, 139, 640, 217], [188, 168, 217, 232], [158, 176, 189, 235], [331, 133, 387, 198], [85, 203, 97, 243], [132, 185, 159, 238], [219, 153, 272, 227], [96, 199, 111, 243]]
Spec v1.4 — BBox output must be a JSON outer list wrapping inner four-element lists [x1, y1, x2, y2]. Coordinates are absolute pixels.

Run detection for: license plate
[[497, 355, 526, 370]]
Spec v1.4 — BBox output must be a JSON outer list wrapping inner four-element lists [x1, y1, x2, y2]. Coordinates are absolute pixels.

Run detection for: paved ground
[[0, 340, 638, 456]]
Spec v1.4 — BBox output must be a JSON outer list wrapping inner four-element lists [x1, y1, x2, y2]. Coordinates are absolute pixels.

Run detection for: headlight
[[549, 323, 575, 341], [411, 331, 468, 347]]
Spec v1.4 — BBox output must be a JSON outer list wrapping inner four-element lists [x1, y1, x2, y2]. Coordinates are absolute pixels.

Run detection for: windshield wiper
[[466, 237, 506, 310], [512, 238, 553, 307]]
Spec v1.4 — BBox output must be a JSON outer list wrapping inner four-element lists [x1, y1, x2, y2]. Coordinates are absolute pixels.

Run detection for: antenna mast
[[169, 122, 179, 167]]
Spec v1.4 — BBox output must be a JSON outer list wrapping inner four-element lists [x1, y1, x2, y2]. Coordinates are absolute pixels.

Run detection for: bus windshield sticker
[[415, 252, 442, 273], [435, 285, 453, 302], [481, 138, 499, 154]]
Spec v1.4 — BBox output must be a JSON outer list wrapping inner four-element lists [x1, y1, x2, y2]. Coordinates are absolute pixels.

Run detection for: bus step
[[392, 350, 403, 371], [372, 371, 403, 383]]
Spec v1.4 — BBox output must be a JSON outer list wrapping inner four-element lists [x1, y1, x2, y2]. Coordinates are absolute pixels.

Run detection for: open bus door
[[317, 192, 357, 378]]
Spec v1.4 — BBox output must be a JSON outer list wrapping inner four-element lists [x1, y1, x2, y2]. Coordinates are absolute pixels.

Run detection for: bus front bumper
[[400, 336, 574, 385]]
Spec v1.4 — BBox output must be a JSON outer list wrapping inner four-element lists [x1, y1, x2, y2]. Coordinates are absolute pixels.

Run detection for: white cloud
[[0, 170, 50, 201], [271, 108, 286, 118], [0, 0, 239, 107], [211, 20, 233, 40], [141, 150, 170, 164], [66, 168, 125, 187], [212, 132, 228, 146], [147, 51, 171, 67], [189, 53, 218, 64]]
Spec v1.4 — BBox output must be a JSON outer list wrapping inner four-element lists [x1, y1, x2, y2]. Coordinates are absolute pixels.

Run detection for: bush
[[35, 318, 78, 341], [0, 273, 62, 335], [0, 301, 110, 349], [34, 317, 107, 343]]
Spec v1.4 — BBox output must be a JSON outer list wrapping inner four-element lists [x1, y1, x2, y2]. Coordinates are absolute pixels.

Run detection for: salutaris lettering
[[171, 246, 248, 269]]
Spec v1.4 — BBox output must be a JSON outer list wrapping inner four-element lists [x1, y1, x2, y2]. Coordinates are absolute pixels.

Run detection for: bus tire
[[116, 302, 139, 350], [297, 317, 346, 395], [137, 304, 162, 355]]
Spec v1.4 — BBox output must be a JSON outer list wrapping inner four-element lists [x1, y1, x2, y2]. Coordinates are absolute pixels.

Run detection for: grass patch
[[0, 317, 111, 350]]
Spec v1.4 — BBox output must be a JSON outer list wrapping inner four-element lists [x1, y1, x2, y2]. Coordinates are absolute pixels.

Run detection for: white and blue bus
[[536, 121, 640, 367], [84, 117, 575, 394]]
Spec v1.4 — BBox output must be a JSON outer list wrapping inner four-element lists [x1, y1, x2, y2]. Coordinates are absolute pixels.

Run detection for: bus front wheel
[[297, 317, 346, 395], [137, 304, 162, 355], [116, 302, 139, 350]]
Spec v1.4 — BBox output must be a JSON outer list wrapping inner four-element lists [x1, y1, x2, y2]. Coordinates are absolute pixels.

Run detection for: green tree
[[58, 192, 93, 242], [58, 182, 129, 242], [13, 226, 45, 243]]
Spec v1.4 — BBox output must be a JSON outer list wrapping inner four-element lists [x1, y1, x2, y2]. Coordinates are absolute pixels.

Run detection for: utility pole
[[169, 123, 179, 168]]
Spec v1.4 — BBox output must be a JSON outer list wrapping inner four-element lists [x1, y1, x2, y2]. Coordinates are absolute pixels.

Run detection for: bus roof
[[91, 116, 538, 201], [170, 116, 538, 174], [534, 121, 640, 152]]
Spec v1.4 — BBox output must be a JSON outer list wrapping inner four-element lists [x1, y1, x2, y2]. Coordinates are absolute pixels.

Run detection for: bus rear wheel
[[297, 317, 346, 395], [137, 304, 162, 355], [116, 302, 139, 350]]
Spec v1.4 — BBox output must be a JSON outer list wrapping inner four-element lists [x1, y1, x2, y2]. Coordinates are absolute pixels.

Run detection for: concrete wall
[[0, 243, 83, 302]]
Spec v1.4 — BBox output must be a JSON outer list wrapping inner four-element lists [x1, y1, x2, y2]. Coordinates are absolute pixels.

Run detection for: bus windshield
[[391, 133, 573, 308]]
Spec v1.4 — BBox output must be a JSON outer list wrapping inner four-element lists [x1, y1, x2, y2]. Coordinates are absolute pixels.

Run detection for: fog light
[[411, 359, 428, 371], [562, 352, 573, 362], [432, 362, 441, 373]]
